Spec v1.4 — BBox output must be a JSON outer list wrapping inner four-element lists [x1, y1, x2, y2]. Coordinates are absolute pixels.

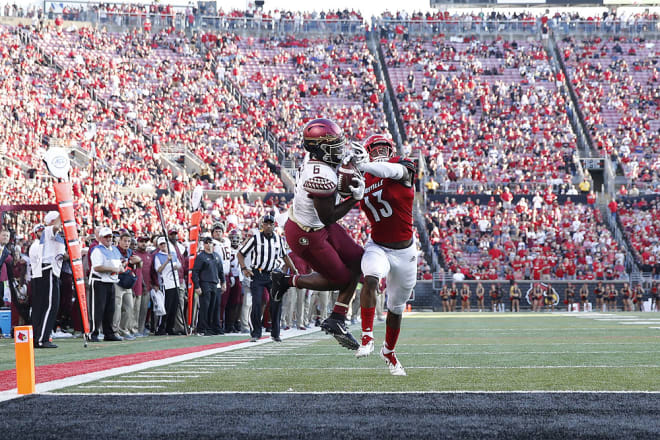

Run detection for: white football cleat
[[380, 344, 406, 376], [355, 335, 374, 358]]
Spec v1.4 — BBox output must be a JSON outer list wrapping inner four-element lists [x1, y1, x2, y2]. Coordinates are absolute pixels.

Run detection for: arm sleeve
[[90, 247, 105, 271], [238, 235, 255, 257], [217, 256, 225, 280], [360, 162, 405, 180], [191, 255, 203, 288]]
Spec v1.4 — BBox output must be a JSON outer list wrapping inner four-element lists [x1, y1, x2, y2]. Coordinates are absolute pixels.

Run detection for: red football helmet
[[303, 118, 346, 166], [363, 134, 395, 162]]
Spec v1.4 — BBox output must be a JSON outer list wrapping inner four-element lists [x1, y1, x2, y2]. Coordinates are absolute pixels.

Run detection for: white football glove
[[349, 175, 365, 201], [342, 142, 369, 168], [230, 277, 236, 288]]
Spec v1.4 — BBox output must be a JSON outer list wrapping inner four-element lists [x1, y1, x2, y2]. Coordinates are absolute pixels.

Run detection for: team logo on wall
[[526, 283, 559, 306]]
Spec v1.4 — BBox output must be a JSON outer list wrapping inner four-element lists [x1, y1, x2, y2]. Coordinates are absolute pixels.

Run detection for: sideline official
[[31, 211, 67, 348], [237, 214, 296, 343], [89, 227, 124, 342], [191, 236, 224, 335]]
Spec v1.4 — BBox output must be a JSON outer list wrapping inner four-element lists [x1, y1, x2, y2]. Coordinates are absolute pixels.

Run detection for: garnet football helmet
[[363, 134, 396, 162], [228, 229, 242, 248], [303, 118, 346, 166]]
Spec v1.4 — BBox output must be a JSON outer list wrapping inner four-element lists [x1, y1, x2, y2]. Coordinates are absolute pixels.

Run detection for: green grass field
[[50, 312, 660, 394]]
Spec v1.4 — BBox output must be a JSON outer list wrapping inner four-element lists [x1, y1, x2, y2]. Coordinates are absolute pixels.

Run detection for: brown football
[[337, 161, 359, 197]]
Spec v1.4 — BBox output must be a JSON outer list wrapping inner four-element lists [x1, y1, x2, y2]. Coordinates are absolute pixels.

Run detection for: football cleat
[[320, 317, 359, 350], [355, 335, 374, 358], [380, 344, 407, 376], [270, 270, 289, 302]]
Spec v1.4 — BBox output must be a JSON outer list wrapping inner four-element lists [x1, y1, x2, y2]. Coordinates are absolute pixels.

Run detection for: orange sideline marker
[[14, 325, 35, 394]]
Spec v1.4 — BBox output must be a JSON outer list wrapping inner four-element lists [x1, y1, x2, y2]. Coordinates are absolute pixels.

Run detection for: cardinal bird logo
[[16, 330, 29, 342]]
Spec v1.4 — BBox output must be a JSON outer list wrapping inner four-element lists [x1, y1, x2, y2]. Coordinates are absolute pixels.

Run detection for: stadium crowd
[[383, 34, 580, 190], [426, 194, 626, 281], [2, 3, 660, 348]]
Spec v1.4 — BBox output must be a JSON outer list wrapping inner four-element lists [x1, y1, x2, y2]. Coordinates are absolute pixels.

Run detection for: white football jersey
[[229, 247, 243, 280], [291, 157, 337, 229], [213, 237, 232, 275]]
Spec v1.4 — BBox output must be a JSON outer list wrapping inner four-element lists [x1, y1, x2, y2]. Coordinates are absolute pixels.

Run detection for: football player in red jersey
[[349, 134, 416, 376], [270, 118, 365, 350]]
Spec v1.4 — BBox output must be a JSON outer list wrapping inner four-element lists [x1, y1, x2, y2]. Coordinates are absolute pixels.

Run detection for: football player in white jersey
[[223, 228, 244, 332], [211, 222, 231, 334], [271, 118, 365, 350]]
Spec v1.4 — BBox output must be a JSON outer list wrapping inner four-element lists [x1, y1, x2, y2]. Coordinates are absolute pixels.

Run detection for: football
[[337, 160, 360, 197]]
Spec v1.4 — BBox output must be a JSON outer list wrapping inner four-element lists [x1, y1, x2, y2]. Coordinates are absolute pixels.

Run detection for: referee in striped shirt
[[237, 214, 296, 342]]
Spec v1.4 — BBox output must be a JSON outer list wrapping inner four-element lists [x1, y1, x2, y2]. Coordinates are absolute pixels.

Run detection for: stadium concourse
[[0, 2, 659, 439]]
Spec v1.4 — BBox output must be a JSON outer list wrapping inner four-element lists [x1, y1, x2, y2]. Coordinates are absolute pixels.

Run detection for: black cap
[[202, 236, 213, 244], [262, 214, 275, 223]]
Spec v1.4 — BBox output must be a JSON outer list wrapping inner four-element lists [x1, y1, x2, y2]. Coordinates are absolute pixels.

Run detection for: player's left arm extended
[[359, 159, 416, 187]]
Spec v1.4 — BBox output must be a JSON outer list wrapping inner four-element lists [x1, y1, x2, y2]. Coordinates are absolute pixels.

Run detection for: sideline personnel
[[191, 236, 224, 336], [237, 214, 296, 343], [89, 226, 124, 342], [31, 211, 67, 348]]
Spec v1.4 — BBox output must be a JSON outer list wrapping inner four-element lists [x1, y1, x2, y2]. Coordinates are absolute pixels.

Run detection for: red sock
[[332, 303, 348, 317], [384, 324, 400, 352], [361, 307, 375, 333]]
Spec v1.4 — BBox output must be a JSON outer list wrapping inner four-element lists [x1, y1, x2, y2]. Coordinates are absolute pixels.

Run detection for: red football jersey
[[360, 157, 414, 243]]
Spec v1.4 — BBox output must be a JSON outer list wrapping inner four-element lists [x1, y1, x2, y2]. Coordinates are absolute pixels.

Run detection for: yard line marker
[[404, 342, 660, 347], [133, 371, 213, 375], [240, 365, 660, 370], [0, 335, 304, 402], [77, 385, 167, 389], [99, 380, 189, 383], [49, 390, 660, 396]]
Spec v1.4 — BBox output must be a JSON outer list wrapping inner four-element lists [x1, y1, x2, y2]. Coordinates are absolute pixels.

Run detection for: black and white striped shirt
[[238, 231, 286, 273]]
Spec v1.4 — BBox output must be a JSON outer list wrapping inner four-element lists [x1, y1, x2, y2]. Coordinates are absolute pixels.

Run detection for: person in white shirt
[[154, 236, 182, 335], [89, 226, 124, 342], [30, 212, 67, 348]]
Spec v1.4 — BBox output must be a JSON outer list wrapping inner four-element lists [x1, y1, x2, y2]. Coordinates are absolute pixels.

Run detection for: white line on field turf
[[100, 380, 190, 383], [0, 331, 317, 403], [47, 390, 660, 395], [219, 350, 659, 356], [238, 365, 660, 370], [76, 385, 167, 389]]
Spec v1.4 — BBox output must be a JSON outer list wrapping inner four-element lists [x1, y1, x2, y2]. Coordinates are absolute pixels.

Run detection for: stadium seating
[[426, 197, 626, 281]]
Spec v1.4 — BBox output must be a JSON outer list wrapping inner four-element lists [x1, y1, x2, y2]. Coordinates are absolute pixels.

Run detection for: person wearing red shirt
[[500, 187, 513, 210], [353, 134, 417, 377], [586, 191, 596, 205], [608, 199, 618, 222]]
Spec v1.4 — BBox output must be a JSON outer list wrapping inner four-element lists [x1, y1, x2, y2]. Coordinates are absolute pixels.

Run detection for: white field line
[[132, 371, 214, 375], [239, 365, 660, 370], [411, 328, 640, 331], [206, 350, 659, 356], [619, 322, 660, 325], [0, 332, 309, 403], [403, 342, 660, 346], [76, 385, 167, 389], [48, 390, 660, 395], [135, 370, 218, 373], [99, 380, 190, 383], [182, 360, 252, 363]]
